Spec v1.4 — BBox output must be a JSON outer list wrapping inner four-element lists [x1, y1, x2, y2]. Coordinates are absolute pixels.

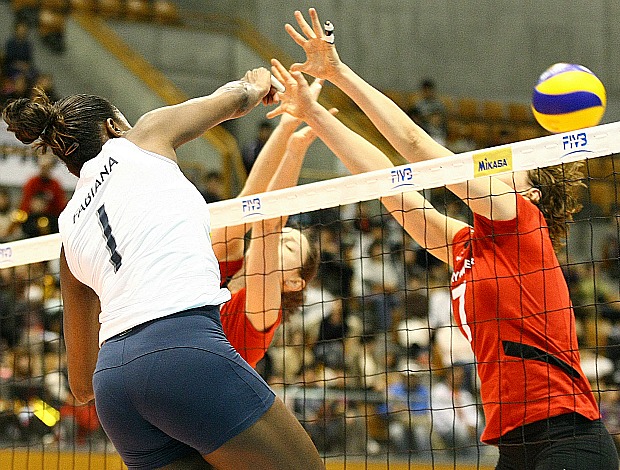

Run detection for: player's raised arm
[[270, 59, 466, 265], [243, 123, 321, 330], [127, 67, 277, 160], [285, 8, 450, 164], [284, 10, 525, 222], [211, 78, 325, 264]]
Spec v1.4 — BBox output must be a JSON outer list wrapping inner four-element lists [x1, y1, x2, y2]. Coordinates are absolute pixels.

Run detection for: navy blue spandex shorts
[[93, 305, 276, 470]]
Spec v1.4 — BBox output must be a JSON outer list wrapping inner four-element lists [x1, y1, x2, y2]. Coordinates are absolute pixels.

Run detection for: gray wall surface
[[190, 0, 620, 121]]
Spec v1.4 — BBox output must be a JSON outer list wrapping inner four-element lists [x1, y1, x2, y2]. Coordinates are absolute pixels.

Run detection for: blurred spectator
[[429, 364, 481, 456], [242, 120, 274, 175], [352, 334, 385, 391], [427, 265, 453, 331], [408, 78, 448, 143], [1, 72, 30, 107], [19, 151, 67, 227], [356, 239, 399, 335], [385, 359, 432, 454], [0, 264, 36, 348], [317, 225, 355, 300], [7, 346, 51, 443], [313, 297, 350, 370], [268, 309, 318, 385], [4, 21, 36, 80], [293, 362, 348, 453], [396, 274, 431, 359], [18, 191, 59, 238], [305, 398, 346, 453], [570, 263, 619, 346], [391, 241, 425, 292], [200, 170, 225, 203]]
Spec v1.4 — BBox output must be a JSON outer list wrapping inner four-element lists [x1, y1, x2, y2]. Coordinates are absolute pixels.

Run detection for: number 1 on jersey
[[97, 205, 122, 273]]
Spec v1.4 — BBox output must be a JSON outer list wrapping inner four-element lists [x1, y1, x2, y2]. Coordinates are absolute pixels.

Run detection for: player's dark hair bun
[[2, 91, 56, 145]]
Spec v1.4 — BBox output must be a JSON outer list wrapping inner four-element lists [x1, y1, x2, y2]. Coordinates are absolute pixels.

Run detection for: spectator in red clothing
[[20, 150, 67, 218]]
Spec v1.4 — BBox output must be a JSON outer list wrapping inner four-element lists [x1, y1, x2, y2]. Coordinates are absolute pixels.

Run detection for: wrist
[[303, 102, 329, 125], [288, 139, 312, 153], [238, 81, 264, 113], [279, 116, 302, 132], [328, 63, 351, 87], [215, 80, 259, 116]]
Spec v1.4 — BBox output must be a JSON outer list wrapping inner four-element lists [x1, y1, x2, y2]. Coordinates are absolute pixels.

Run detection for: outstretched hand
[[285, 8, 343, 80], [272, 76, 325, 127], [274, 78, 325, 128], [266, 59, 316, 121]]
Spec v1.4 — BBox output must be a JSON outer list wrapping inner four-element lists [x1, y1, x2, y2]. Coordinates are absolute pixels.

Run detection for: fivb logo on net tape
[[0, 245, 13, 265], [390, 166, 416, 190], [561, 130, 593, 159], [241, 196, 264, 218], [472, 126, 597, 177]]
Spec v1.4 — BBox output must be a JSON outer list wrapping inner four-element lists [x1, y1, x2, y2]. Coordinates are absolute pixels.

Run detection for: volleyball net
[[0, 122, 619, 468]]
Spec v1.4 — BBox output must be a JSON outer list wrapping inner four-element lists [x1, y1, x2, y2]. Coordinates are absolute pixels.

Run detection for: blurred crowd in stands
[[0, 11, 619, 462], [1, 17, 60, 110]]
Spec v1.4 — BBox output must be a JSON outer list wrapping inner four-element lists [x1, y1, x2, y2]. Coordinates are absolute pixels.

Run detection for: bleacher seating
[[9, 0, 181, 33], [152, 0, 179, 24], [69, 0, 96, 13], [125, 0, 151, 21], [455, 97, 479, 121], [481, 100, 505, 121]]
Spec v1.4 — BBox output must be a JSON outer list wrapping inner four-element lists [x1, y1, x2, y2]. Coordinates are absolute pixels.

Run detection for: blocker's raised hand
[[285, 8, 344, 81], [267, 59, 317, 121]]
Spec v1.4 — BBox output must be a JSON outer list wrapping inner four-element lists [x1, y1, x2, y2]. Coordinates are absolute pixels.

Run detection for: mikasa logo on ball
[[473, 147, 513, 177]]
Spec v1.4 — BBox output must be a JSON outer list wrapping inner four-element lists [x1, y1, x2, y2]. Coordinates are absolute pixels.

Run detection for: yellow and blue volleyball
[[531, 63, 606, 133]]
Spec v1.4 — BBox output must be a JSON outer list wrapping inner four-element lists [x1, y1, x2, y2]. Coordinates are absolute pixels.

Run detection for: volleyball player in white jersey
[[2, 68, 324, 470]]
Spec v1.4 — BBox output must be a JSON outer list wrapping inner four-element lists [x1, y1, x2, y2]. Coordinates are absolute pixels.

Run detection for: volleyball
[[531, 63, 606, 133]]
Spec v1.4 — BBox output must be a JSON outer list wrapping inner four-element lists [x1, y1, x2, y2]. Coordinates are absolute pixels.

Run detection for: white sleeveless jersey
[[59, 138, 230, 345]]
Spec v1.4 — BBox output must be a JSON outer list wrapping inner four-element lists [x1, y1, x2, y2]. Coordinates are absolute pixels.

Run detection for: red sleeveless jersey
[[220, 287, 282, 368], [450, 194, 599, 443], [218, 258, 244, 286]]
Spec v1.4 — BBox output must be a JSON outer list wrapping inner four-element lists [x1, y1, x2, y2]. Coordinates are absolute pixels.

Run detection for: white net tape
[[2, 121, 620, 269]]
